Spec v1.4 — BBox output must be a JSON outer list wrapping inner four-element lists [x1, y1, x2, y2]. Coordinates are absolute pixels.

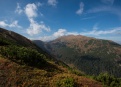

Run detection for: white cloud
[[27, 19, 50, 36], [101, 0, 114, 5], [24, 3, 51, 36], [80, 27, 121, 36], [24, 3, 38, 18], [76, 2, 84, 15], [39, 36, 54, 41], [93, 23, 99, 30], [0, 21, 8, 27], [15, 3, 23, 14], [53, 29, 67, 37], [81, 16, 96, 20], [38, 26, 121, 42], [35, 29, 67, 41], [9, 21, 22, 28], [87, 6, 121, 19], [54, 29, 79, 36], [36, 2, 43, 7], [0, 20, 22, 28], [39, 29, 79, 41], [87, 6, 111, 13], [48, 0, 57, 6]]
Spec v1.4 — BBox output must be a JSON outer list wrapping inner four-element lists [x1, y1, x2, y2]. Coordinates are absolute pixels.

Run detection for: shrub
[[56, 77, 75, 87], [94, 73, 121, 87], [0, 45, 47, 67]]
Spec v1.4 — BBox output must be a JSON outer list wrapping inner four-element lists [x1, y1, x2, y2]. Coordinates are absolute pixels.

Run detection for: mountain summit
[[35, 35, 121, 77]]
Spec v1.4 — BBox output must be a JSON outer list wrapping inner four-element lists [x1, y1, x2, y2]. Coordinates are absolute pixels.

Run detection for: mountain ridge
[[0, 28, 103, 87], [34, 35, 121, 77]]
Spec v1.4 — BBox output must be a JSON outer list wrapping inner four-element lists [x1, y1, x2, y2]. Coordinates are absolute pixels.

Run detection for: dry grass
[[0, 56, 102, 87], [50, 73, 102, 87]]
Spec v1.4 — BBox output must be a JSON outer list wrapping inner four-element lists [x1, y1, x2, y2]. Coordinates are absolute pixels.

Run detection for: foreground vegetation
[[0, 55, 103, 87], [0, 45, 47, 67], [94, 73, 121, 87], [0, 28, 103, 87]]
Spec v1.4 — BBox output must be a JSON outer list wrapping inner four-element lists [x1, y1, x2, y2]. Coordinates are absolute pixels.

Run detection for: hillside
[[38, 35, 121, 77], [0, 28, 35, 47], [0, 28, 103, 87], [0, 54, 104, 87], [33, 40, 49, 53]]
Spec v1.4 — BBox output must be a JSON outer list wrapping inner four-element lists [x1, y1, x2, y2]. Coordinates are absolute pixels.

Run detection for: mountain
[[33, 40, 49, 53], [0, 28, 35, 47], [0, 28, 103, 87], [37, 35, 121, 77]]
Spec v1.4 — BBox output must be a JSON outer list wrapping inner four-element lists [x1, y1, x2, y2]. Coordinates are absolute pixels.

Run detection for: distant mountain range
[[33, 35, 121, 77], [0, 28, 103, 87]]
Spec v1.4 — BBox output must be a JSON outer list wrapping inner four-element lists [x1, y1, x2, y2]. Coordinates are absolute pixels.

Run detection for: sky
[[0, 0, 121, 43]]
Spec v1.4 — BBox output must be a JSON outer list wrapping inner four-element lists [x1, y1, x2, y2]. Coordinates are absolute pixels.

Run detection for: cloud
[[0, 20, 22, 28], [101, 0, 114, 5], [93, 23, 99, 30], [9, 21, 22, 28], [15, 3, 23, 14], [53, 29, 67, 37], [48, 0, 57, 6], [53, 29, 78, 38], [0, 21, 8, 27], [36, 2, 43, 7], [80, 27, 121, 36], [84, 1, 121, 21], [27, 19, 50, 36], [24, 3, 38, 18], [87, 5, 121, 19], [38, 29, 67, 41], [38, 26, 121, 42], [39, 29, 79, 41], [24, 3, 50, 36], [81, 16, 96, 20], [76, 2, 84, 15], [87, 6, 111, 13], [39, 36, 54, 41]]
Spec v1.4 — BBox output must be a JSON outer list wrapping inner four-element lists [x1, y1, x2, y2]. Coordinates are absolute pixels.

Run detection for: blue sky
[[0, 0, 121, 43]]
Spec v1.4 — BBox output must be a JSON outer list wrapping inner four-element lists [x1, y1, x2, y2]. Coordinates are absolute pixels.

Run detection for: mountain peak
[[42, 34, 121, 77]]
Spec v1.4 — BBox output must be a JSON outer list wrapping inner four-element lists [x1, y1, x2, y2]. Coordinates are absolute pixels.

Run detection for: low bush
[[56, 77, 75, 87], [94, 73, 121, 87]]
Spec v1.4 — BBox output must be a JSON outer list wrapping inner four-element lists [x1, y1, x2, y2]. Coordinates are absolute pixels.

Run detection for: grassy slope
[[0, 55, 102, 87]]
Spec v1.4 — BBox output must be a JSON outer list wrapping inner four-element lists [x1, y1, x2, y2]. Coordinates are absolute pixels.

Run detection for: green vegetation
[[94, 73, 121, 87], [0, 38, 15, 47], [47, 42, 121, 77], [44, 35, 121, 78], [84, 39, 94, 47], [68, 68, 85, 76], [0, 38, 11, 45], [0, 28, 103, 87], [56, 77, 75, 87], [0, 45, 47, 67], [0, 28, 53, 69]]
